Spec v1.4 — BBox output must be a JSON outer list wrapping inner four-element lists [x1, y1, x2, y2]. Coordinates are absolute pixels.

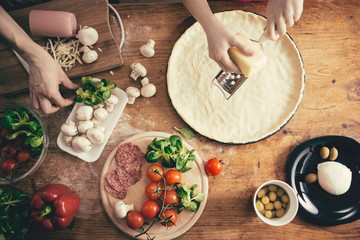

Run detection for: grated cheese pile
[[44, 37, 82, 71]]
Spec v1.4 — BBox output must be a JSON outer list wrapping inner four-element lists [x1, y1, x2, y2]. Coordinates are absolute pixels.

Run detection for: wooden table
[[1, 0, 360, 239]]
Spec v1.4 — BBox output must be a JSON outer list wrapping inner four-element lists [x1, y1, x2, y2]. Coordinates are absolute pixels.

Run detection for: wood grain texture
[[0, 0, 123, 95], [0, 0, 359, 239]]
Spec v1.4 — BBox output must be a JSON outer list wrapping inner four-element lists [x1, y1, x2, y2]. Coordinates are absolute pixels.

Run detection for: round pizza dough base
[[167, 10, 305, 144]]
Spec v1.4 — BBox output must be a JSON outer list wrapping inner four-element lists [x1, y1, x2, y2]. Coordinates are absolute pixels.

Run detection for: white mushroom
[[60, 120, 78, 136], [72, 136, 92, 152], [78, 120, 94, 134], [130, 62, 147, 80], [93, 108, 108, 121], [94, 123, 106, 133], [104, 95, 118, 112], [76, 26, 99, 46], [80, 46, 98, 64], [63, 135, 74, 147], [86, 128, 105, 144], [126, 87, 140, 104], [76, 105, 93, 121], [140, 77, 156, 98], [140, 39, 155, 58], [114, 201, 134, 219]]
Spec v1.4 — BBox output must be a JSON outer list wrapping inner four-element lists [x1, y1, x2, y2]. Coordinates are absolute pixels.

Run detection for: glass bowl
[[0, 102, 49, 184]]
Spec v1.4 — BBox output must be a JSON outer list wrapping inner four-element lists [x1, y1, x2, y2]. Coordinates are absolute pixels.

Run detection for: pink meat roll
[[29, 10, 77, 37]]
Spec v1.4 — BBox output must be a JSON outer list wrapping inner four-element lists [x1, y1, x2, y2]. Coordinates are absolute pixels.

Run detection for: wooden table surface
[[1, 0, 360, 239]]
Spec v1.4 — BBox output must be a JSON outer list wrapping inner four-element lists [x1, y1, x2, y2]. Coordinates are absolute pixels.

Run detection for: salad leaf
[[175, 126, 195, 140], [176, 184, 204, 212], [145, 135, 195, 172]]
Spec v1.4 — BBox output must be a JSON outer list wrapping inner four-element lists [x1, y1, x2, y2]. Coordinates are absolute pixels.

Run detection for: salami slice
[[104, 180, 127, 199], [105, 170, 128, 193], [115, 142, 145, 166]]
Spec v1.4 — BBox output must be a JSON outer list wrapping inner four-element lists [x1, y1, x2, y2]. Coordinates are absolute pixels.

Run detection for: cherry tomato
[[165, 170, 181, 186], [147, 164, 164, 182], [163, 189, 179, 206], [161, 209, 178, 227], [205, 158, 223, 176], [16, 149, 31, 163], [1, 145, 17, 159], [1, 159, 16, 174], [141, 200, 160, 219], [0, 128, 10, 139], [126, 211, 144, 229], [28, 158, 38, 167], [145, 182, 164, 200]]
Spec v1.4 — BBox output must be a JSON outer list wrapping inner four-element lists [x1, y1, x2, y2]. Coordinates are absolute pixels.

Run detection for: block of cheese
[[29, 10, 77, 37], [228, 33, 267, 77]]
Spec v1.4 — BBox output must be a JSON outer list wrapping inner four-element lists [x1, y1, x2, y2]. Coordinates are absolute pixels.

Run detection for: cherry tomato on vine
[[141, 200, 160, 219], [165, 170, 181, 186], [16, 149, 31, 163], [1, 145, 17, 159], [1, 159, 16, 174], [126, 211, 144, 229], [163, 189, 179, 206], [205, 158, 223, 176], [147, 164, 164, 182], [161, 209, 178, 227], [145, 182, 164, 200]]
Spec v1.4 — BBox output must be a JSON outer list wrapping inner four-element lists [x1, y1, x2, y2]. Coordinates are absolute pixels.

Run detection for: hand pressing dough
[[167, 10, 305, 144]]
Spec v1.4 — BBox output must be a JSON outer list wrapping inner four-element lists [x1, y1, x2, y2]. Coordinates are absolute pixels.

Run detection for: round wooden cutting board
[[100, 131, 209, 240]]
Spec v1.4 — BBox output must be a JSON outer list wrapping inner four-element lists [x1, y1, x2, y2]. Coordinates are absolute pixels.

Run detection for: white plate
[[100, 131, 209, 240], [57, 78, 128, 162]]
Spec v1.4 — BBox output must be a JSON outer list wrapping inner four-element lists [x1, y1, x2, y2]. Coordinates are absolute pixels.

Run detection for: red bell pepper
[[30, 184, 80, 231]]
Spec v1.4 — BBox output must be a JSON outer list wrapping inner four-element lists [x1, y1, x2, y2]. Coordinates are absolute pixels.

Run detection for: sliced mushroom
[[126, 87, 140, 104], [61, 120, 78, 136], [72, 136, 92, 152], [140, 39, 155, 58], [86, 128, 105, 144], [130, 62, 147, 80], [76, 105, 93, 121]]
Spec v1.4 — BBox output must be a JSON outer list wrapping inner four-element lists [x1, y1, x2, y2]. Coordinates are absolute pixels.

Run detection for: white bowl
[[253, 180, 298, 226]]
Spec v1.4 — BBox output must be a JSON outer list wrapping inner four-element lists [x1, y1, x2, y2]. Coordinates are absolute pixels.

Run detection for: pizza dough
[[167, 10, 305, 144]]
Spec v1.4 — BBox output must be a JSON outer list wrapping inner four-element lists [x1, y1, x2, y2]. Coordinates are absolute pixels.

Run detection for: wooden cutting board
[[0, 0, 123, 96]]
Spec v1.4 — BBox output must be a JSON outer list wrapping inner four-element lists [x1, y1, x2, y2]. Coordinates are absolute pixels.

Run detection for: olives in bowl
[[253, 180, 298, 226]]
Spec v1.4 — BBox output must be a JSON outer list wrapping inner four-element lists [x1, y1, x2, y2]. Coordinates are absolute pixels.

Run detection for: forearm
[[0, 6, 41, 62], [181, 0, 219, 32]]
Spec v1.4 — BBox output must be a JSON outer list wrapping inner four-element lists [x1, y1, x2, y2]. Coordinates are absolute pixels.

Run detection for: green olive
[[319, 146, 330, 159], [275, 208, 285, 217], [268, 185, 278, 192], [329, 147, 338, 161], [261, 196, 270, 205], [265, 203, 274, 210], [274, 200, 282, 210], [276, 188, 285, 197], [257, 188, 267, 198], [281, 195, 289, 204], [256, 200, 264, 212], [269, 191, 277, 202], [265, 211, 273, 219], [305, 173, 318, 183]]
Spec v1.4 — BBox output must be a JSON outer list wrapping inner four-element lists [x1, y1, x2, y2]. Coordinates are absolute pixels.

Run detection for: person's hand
[[204, 17, 254, 73], [265, 0, 303, 40], [27, 44, 78, 114]]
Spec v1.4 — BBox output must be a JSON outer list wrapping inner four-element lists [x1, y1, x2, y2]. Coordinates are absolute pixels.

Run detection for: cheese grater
[[212, 33, 268, 100]]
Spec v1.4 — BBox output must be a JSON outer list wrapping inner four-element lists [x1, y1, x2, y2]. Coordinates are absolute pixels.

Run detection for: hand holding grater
[[212, 32, 268, 100]]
